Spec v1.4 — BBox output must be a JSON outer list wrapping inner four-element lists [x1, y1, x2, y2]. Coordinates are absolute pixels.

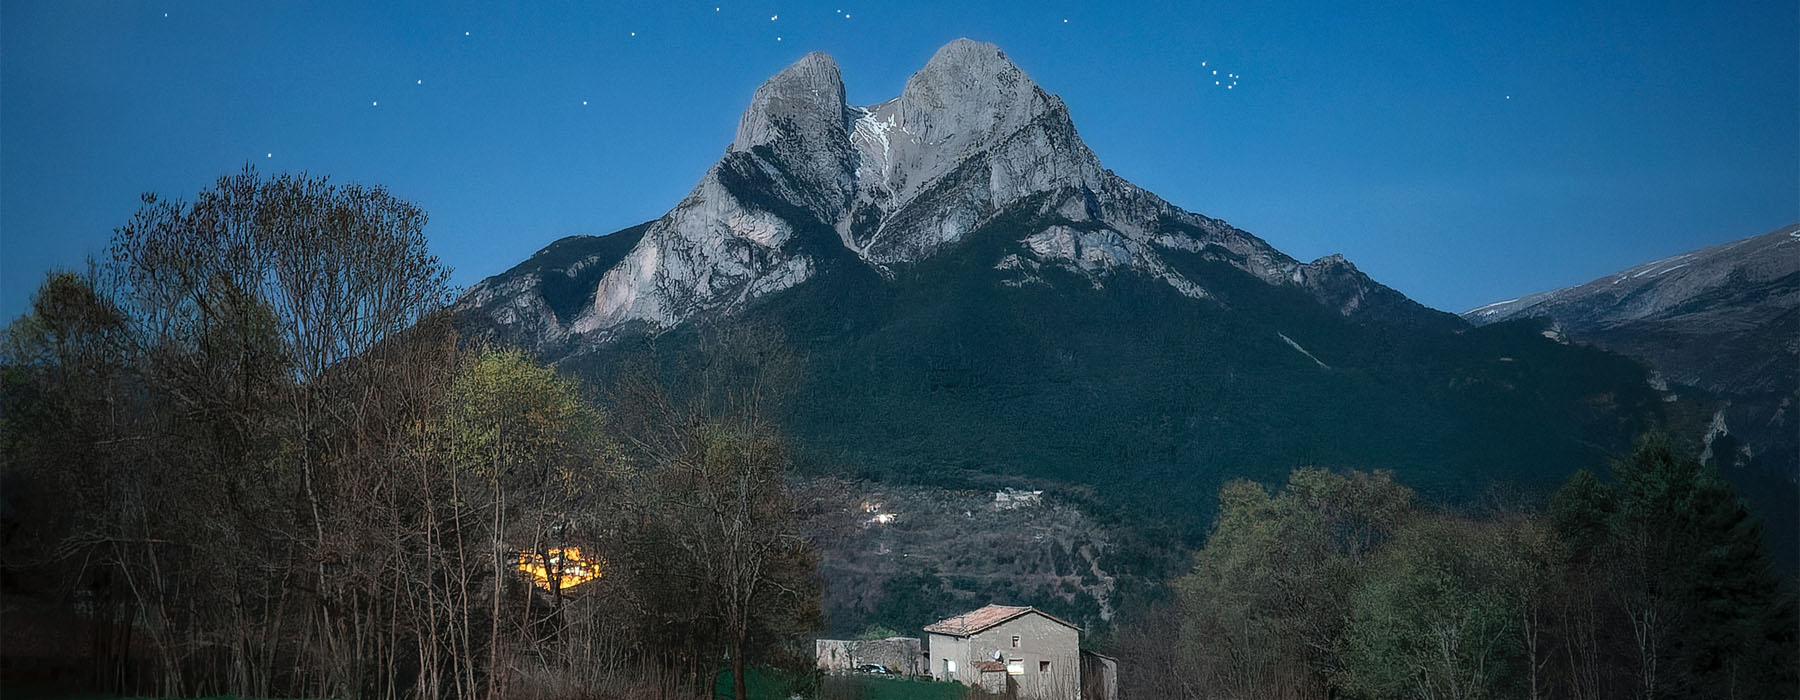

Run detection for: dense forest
[[2, 169, 1793, 700], [0, 170, 817, 700], [1113, 454, 1797, 699]]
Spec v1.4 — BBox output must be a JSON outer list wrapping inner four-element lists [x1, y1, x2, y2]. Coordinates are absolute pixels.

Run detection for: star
[[777, 36, 783, 41], [1505, 95, 1512, 100], [1063, 19, 1069, 23], [163, 12, 168, 18], [845, 13, 851, 18], [1212, 70, 1217, 75], [1201, 61, 1207, 66], [583, 100, 589, 105], [372, 101, 378, 106], [416, 79, 422, 85], [630, 31, 636, 36], [770, 14, 778, 20], [266, 153, 272, 158], [464, 31, 470, 36]]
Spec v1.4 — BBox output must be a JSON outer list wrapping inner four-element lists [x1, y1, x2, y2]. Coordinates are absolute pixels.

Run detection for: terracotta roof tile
[[921, 604, 1080, 637]]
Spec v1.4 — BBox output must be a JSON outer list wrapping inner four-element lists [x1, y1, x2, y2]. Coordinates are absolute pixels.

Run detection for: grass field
[[713, 668, 972, 700]]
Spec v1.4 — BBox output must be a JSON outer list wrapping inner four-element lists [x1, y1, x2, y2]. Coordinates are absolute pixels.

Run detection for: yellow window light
[[516, 546, 603, 590]]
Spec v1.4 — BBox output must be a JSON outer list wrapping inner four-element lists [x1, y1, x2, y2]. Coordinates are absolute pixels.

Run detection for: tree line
[[0, 167, 818, 700], [1113, 444, 1797, 700]]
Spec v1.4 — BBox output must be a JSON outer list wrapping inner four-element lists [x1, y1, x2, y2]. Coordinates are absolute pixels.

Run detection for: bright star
[[372, 101, 378, 106], [464, 31, 470, 36], [416, 79, 422, 85], [583, 100, 589, 105], [770, 14, 778, 20], [630, 31, 636, 36], [266, 153, 272, 158]]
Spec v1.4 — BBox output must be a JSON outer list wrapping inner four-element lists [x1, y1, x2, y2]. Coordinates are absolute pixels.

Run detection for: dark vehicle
[[855, 663, 896, 675]]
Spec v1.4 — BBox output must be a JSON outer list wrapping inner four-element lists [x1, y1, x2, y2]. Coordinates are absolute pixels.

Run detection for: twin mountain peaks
[[460, 38, 1454, 352], [456, 39, 1789, 533]]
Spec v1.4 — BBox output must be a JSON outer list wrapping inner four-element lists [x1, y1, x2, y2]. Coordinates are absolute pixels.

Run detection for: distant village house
[[923, 604, 1116, 700], [813, 603, 1117, 698], [993, 488, 1044, 509]]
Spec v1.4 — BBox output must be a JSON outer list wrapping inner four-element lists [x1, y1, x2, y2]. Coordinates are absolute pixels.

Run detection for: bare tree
[[609, 324, 820, 700]]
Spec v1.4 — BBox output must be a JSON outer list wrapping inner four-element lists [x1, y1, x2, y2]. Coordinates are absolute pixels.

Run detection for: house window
[[1039, 660, 1052, 673], [945, 659, 957, 676], [1011, 635, 1021, 648]]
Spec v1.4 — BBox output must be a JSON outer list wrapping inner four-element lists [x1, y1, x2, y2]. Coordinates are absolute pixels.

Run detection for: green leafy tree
[[1605, 434, 1796, 699], [0, 272, 143, 688], [1547, 469, 1618, 699], [1174, 468, 1416, 699], [1340, 516, 1522, 700], [438, 345, 614, 699]]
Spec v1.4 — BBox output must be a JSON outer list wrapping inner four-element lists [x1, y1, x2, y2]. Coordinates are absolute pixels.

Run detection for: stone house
[[813, 636, 925, 676], [924, 604, 1088, 699]]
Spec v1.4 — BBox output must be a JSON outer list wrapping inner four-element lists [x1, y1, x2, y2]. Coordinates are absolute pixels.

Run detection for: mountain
[[1464, 226, 1798, 564], [1464, 225, 1799, 397], [456, 39, 1683, 536], [458, 39, 1461, 354]]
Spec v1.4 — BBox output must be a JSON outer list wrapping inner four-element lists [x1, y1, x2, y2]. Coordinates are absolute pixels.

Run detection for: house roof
[[922, 604, 1081, 637]]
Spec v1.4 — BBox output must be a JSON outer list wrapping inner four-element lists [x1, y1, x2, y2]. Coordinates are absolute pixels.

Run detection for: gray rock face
[[1464, 224, 1800, 395], [460, 38, 1458, 351], [842, 38, 1103, 264]]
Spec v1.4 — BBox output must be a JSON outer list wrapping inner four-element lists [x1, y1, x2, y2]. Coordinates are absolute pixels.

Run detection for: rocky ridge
[[1464, 224, 1799, 396]]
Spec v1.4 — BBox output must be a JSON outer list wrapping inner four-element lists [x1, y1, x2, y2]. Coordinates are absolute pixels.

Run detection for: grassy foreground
[[714, 668, 972, 700]]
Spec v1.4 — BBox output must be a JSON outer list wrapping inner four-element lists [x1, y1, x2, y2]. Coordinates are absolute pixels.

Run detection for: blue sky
[[3, 0, 1795, 322]]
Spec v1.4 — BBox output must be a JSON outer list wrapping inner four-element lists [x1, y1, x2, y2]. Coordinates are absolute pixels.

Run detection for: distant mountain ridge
[[456, 39, 1459, 354], [1465, 224, 1800, 396]]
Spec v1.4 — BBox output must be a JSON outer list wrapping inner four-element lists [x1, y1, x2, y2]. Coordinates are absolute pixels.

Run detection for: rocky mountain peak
[[904, 38, 1049, 128], [861, 39, 1065, 205], [460, 39, 1460, 350], [732, 51, 850, 152]]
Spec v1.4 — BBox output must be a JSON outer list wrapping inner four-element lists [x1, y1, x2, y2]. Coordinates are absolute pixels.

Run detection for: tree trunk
[[732, 631, 749, 700]]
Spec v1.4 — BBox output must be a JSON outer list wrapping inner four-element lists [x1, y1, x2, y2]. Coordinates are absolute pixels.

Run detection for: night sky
[[3, 0, 1795, 322]]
